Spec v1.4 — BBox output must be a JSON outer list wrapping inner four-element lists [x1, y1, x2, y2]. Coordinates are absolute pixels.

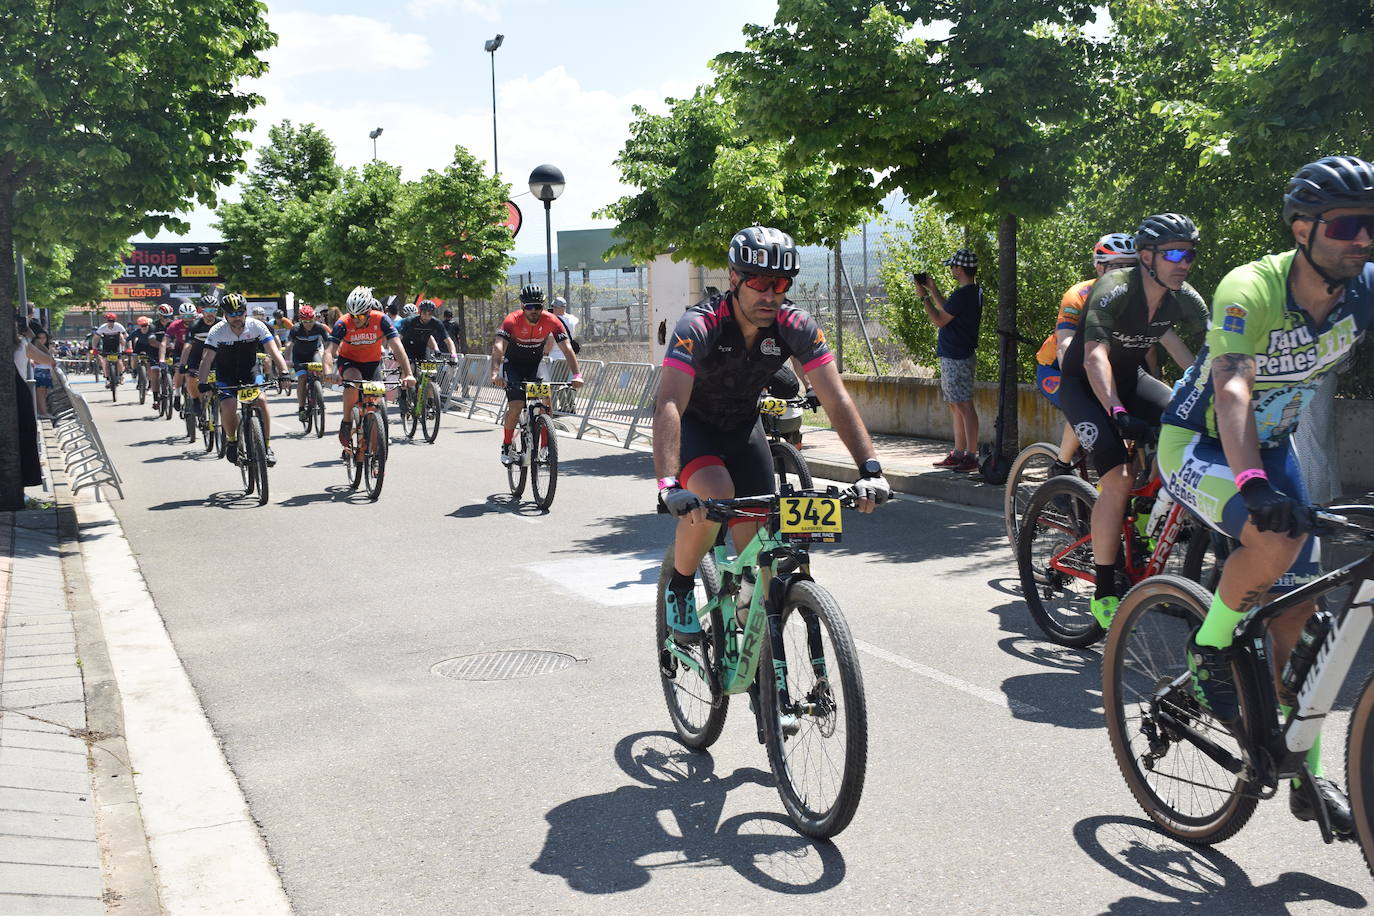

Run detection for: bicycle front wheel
[[399, 387, 418, 439], [184, 398, 197, 442], [1345, 670, 1374, 879], [761, 580, 867, 839], [770, 440, 813, 492], [530, 413, 558, 510], [421, 380, 442, 443], [1103, 574, 1257, 844], [345, 407, 363, 490], [1017, 474, 1104, 647], [507, 423, 528, 499], [311, 380, 326, 439], [245, 413, 269, 506], [363, 411, 387, 501], [1004, 441, 1060, 548], [137, 365, 148, 404], [656, 547, 726, 749]]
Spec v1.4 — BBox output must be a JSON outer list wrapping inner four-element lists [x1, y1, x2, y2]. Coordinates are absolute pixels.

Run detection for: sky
[[136, 0, 780, 255]]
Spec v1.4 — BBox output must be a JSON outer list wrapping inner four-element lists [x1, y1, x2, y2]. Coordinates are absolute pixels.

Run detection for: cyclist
[[1159, 156, 1374, 834], [163, 302, 195, 410], [1056, 213, 1208, 629], [129, 316, 157, 392], [94, 312, 127, 381], [488, 285, 583, 465], [323, 286, 416, 450], [398, 299, 457, 366], [179, 290, 222, 424], [284, 305, 331, 420], [195, 293, 290, 466], [271, 310, 294, 346], [1034, 233, 1139, 471], [653, 226, 891, 645]]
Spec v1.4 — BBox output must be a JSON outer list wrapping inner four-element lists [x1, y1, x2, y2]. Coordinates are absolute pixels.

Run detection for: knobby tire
[[1017, 474, 1104, 647], [530, 413, 558, 510]]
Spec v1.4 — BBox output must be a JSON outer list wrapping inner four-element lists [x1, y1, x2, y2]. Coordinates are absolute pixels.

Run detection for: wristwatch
[[860, 459, 882, 479]]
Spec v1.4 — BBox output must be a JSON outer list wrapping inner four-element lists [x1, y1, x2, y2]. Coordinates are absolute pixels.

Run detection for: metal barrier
[[576, 362, 659, 449], [44, 367, 124, 500]]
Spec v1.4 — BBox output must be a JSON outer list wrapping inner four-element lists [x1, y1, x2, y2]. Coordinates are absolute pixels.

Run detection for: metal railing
[[43, 366, 124, 500]]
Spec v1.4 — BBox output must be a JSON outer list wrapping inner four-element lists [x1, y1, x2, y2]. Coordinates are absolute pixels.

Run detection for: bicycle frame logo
[[1287, 579, 1374, 752]]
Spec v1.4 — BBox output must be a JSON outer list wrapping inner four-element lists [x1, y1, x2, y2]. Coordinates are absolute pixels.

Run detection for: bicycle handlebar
[[657, 487, 861, 518]]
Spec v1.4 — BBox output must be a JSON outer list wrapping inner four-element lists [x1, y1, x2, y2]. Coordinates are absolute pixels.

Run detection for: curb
[[803, 454, 1004, 512]]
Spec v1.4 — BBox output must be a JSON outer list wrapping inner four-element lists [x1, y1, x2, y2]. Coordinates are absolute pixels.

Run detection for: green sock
[[1196, 591, 1244, 648]]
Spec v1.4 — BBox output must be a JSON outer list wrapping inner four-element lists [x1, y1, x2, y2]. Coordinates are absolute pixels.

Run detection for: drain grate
[[431, 650, 577, 681]]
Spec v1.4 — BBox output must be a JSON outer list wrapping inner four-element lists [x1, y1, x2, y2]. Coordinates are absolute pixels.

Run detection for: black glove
[[659, 486, 702, 518], [1112, 410, 1152, 443], [1240, 478, 1306, 536], [803, 389, 821, 410]]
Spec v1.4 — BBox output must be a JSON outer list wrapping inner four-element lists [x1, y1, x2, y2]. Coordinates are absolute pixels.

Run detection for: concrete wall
[[646, 254, 729, 365], [842, 374, 1374, 493]]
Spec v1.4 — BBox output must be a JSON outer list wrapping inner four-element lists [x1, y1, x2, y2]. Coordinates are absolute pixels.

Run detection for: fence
[[42, 365, 124, 500]]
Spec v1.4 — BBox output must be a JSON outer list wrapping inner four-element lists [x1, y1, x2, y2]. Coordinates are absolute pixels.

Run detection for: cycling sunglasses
[[1314, 214, 1374, 241], [223, 305, 247, 316], [522, 302, 545, 310], [1156, 248, 1197, 264], [740, 273, 793, 294]]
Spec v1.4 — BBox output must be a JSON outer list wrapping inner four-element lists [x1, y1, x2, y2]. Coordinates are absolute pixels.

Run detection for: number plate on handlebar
[[419, 361, 438, 372], [778, 496, 843, 543], [236, 387, 261, 403], [307, 362, 323, 372], [759, 397, 788, 416], [524, 382, 552, 398], [361, 381, 387, 396]]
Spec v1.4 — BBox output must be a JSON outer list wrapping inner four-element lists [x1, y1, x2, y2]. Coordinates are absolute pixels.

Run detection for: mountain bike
[[1103, 505, 1374, 862], [178, 376, 197, 442], [656, 486, 868, 838], [298, 362, 328, 438], [759, 395, 813, 492], [104, 353, 121, 401], [218, 382, 271, 507], [1003, 442, 1097, 548], [1016, 440, 1220, 647], [341, 379, 393, 501], [135, 354, 150, 405], [156, 364, 174, 420], [397, 356, 452, 443], [196, 371, 222, 457], [505, 380, 573, 511]]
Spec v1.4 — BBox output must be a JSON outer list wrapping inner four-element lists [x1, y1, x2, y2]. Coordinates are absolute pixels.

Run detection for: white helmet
[[1093, 232, 1138, 264], [400, 303, 418, 319], [177, 303, 198, 318], [346, 286, 377, 316], [251, 307, 267, 318]]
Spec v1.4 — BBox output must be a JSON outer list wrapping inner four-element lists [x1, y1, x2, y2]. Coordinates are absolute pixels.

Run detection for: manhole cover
[[432, 650, 577, 681]]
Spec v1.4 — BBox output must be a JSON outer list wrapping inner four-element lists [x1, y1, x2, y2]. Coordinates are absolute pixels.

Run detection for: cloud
[[263, 11, 433, 78], [404, 0, 501, 21]]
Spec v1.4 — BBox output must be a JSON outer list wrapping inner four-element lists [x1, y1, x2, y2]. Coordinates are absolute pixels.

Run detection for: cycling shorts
[[680, 414, 774, 525], [1158, 425, 1319, 592], [336, 357, 381, 381], [1036, 362, 1063, 408], [292, 360, 320, 379], [502, 362, 543, 401], [1057, 369, 1171, 475]]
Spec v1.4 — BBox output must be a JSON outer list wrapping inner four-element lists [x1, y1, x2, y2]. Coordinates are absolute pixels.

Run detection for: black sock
[[669, 568, 695, 594], [1095, 564, 1118, 600]]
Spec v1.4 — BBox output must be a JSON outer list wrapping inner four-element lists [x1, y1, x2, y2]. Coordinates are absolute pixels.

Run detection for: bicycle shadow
[[449, 493, 547, 519], [1075, 814, 1365, 912], [146, 490, 260, 511], [531, 731, 846, 895], [988, 589, 1105, 730], [278, 486, 357, 507]]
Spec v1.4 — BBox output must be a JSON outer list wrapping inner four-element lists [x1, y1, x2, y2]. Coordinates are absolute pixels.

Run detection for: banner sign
[[117, 242, 225, 283]]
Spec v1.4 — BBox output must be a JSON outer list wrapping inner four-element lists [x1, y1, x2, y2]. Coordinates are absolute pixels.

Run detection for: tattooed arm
[[1210, 351, 1263, 477]]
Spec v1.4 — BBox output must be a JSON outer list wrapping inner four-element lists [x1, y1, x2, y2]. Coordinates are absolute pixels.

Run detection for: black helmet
[[728, 226, 800, 277], [519, 284, 545, 304], [1135, 213, 1199, 249], [221, 293, 248, 315], [1283, 156, 1374, 225]]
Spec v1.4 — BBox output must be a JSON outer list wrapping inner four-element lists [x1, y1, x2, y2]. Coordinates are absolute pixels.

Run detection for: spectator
[[30, 329, 54, 418], [13, 318, 52, 486], [546, 296, 580, 358], [917, 247, 983, 472], [442, 309, 466, 355]]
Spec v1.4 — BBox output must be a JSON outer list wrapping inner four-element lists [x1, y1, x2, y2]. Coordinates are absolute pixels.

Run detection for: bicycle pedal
[[658, 648, 677, 679]]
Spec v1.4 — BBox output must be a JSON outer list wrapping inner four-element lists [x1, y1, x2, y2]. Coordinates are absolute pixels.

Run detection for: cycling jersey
[[1060, 268, 1207, 382], [1035, 279, 1094, 366], [496, 310, 567, 366], [1163, 251, 1374, 446], [204, 318, 273, 382], [331, 311, 398, 363], [287, 321, 330, 364], [396, 316, 450, 363], [165, 319, 189, 359], [96, 323, 126, 353], [663, 293, 833, 430], [129, 328, 156, 355]]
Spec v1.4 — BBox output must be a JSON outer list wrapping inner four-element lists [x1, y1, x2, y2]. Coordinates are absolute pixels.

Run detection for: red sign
[[504, 200, 522, 238]]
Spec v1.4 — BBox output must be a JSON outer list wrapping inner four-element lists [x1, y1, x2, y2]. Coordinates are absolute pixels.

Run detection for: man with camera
[[915, 248, 983, 472]]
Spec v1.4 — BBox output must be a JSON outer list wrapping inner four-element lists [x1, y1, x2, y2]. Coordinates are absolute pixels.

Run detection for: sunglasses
[[522, 303, 544, 310], [1156, 248, 1198, 264], [740, 273, 793, 294], [1313, 214, 1374, 241]]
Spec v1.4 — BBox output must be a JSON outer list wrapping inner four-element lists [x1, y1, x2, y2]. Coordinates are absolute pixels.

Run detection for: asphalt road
[[75, 375, 1374, 914]]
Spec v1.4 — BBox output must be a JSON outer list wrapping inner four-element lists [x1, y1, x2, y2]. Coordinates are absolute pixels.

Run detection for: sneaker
[[1291, 776, 1354, 837], [664, 585, 703, 645], [954, 455, 980, 473], [225, 439, 239, 464], [173, 395, 182, 411], [1090, 595, 1120, 629], [933, 451, 961, 468], [1186, 629, 1239, 724], [500, 443, 515, 466], [265, 447, 277, 467], [298, 407, 309, 423]]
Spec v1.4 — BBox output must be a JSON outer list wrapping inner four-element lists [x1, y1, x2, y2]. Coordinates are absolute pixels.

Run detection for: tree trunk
[[1, 186, 25, 510], [833, 244, 845, 373], [456, 294, 468, 354], [997, 211, 1019, 461]]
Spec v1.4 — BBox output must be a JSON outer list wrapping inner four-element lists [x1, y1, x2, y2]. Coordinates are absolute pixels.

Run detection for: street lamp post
[[528, 165, 565, 299], [369, 127, 383, 160], [484, 34, 504, 175]]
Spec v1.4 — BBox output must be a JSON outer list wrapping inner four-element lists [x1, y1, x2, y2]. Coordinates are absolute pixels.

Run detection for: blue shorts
[[1035, 363, 1062, 408], [33, 367, 52, 389], [214, 372, 265, 402], [1158, 425, 1319, 591]]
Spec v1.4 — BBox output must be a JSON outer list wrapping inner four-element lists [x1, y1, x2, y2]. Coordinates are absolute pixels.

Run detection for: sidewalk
[[799, 427, 1004, 511]]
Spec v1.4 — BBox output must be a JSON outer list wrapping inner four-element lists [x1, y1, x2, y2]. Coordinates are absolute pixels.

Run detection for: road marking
[[853, 638, 1043, 715], [524, 552, 658, 607]]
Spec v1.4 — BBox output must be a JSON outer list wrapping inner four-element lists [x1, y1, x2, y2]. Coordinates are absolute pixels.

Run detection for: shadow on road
[[278, 486, 358, 507], [531, 732, 846, 895], [146, 490, 260, 511], [449, 494, 546, 519], [1074, 814, 1365, 912], [554, 451, 654, 481], [988, 590, 1104, 730]]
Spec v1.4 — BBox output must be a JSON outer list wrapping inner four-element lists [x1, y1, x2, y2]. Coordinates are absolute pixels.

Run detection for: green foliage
[[23, 240, 129, 320], [306, 161, 412, 301], [599, 85, 876, 266]]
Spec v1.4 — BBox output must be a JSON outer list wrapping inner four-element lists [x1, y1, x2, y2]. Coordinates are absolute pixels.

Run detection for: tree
[[599, 85, 876, 266], [717, 0, 1097, 461], [22, 239, 129, 323], [400, 145, 514, 350], [306, 161, 412, 301], [0, 0, 274, 509]]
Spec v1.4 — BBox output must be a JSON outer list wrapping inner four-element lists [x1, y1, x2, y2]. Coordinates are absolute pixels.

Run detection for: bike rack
[[43, 366, 125, 500]]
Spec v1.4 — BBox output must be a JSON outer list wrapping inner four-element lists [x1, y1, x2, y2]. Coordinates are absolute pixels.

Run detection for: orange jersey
[[1035, 279, 1094, 366], [330, 311, 399, 362]]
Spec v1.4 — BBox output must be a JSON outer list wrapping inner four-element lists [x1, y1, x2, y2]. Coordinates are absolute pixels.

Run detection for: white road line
[[853, 638, 1043, 716]]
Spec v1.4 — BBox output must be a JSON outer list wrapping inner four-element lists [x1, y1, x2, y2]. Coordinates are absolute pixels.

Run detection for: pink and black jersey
[[663, 293, 832, 429]]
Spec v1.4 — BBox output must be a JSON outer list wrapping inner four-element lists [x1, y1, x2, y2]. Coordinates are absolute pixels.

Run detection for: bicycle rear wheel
[[244, 413, 269, 506], [363, 411, 387, 501], [1004, 442, 1060, 548], [1017, 474, 1104, 647], [399, 387, 418, 439], [345, 407, 363, 490], [421, 380, 442, 443], [507, 423, 528, 500], [1103, 574, 1257, 844], [656, 547, 727, 749], [530, 413, 558, 510], [311, 380, 326, 439], [1345, 670, 1374, 879], [770, 440, 813, 493], [761, 580, 867, 839]]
